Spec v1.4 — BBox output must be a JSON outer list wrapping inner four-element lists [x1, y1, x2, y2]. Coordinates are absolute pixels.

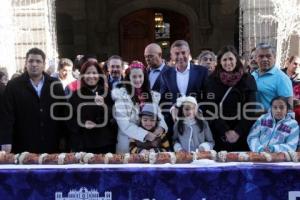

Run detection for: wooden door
[[120, 9, 155, 63]]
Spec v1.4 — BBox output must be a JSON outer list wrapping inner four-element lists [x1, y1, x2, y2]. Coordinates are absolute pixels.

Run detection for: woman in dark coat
[[204, 45, 257, 151], [68, 61, 117, 153]]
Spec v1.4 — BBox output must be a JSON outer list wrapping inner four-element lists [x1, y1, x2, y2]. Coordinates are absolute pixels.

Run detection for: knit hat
[[176, 96, 197, 107], [129, 60, 145, 70], [139, 103, 159, 117]]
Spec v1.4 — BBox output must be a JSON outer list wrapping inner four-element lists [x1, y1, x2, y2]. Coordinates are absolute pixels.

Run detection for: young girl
[[129, 103, 170, 154], [247, 96, 299, 152], [173, 96, 214, 152], [112, 61, 168, 153]]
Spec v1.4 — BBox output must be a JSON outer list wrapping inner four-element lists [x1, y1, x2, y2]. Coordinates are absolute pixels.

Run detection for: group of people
[[0, 40, 299, 156]]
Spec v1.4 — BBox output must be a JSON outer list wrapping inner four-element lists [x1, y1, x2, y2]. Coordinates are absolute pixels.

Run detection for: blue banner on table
[[1, 164, 300, 200]]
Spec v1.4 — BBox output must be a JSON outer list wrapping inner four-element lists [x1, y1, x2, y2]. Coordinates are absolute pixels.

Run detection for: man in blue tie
[[144, 43, 169, 92], [107, 55, 124, 90]]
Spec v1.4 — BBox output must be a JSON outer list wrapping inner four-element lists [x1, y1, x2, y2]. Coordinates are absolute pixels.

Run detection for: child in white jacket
[[173, 96, 214, 152], [247, 96, 299, 152]]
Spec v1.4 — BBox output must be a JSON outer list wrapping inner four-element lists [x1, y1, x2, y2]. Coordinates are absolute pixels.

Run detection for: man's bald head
[[144, 43, 163, 69], [145, 43, 162, 54]]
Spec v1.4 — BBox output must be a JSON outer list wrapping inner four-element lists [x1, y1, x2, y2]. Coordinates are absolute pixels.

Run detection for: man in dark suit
[[0, 48, 67, 153], [107, 55, 124, 90], [144, 43, 169, 92], [160, 40, 208, 143]]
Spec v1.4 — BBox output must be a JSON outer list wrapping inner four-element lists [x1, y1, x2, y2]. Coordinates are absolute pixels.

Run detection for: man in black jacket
[[0, 48, 67, 153], [107, 55, 124, 90]]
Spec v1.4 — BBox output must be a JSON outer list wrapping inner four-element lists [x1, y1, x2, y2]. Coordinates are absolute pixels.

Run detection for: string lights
[[0, 0, 58, 76], [0, 1, 15, 77], [241, 0, 300, 66], [259, 0, 300, 66]]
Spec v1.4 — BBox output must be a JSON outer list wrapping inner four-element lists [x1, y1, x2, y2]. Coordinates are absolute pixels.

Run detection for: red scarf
[[219, 69, 243, 87]]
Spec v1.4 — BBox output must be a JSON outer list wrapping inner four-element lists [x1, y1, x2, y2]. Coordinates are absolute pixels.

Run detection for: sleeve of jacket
[[53, 80, 69, 138], [269, 120, 299, 152], [199, 121, 215, 151], [159, 72, 168, 104], [66, 92, 82, 150], [151, 91, 168, 133], [113, 99, 148, 142], [159, 72, 173, 113], [53, 80, 70, 151], [66, 92, 79, 132], [0, 82, 15, 144], [234, 75, 257, 137], [202, 77, 230, 137], [157, 107, 168, 133], [104, 90, 113, 118], [210, 118, 230, 138], [197, 67, 209, 102], [247, 116, 264, 152], [172, 122, 183, 152]]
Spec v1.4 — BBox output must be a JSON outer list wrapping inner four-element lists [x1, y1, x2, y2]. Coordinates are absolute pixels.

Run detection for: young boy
[[130, 103, 170, 154]]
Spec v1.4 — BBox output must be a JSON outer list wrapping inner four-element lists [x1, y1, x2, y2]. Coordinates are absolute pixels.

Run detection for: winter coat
[[68, 85, 117, 152], [0, 72, 66, 153], [204, 73, 257, 151], [112, 87, 168, 153], [247, 111, 299, 152], [173, 119, 214, 152]]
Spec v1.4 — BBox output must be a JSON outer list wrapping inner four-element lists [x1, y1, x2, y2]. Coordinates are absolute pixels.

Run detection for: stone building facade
[[3, 0, 299, 75], [56, 0, 239, 62]]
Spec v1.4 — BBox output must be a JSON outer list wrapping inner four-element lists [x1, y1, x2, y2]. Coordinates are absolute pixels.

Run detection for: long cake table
[[1, 161, 300, 200]]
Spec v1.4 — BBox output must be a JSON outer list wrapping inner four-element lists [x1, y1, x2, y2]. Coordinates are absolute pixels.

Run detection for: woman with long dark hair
[[204, 45, 257, 151], [112, 61, 168, 153], [68, 60, 117, 153]]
